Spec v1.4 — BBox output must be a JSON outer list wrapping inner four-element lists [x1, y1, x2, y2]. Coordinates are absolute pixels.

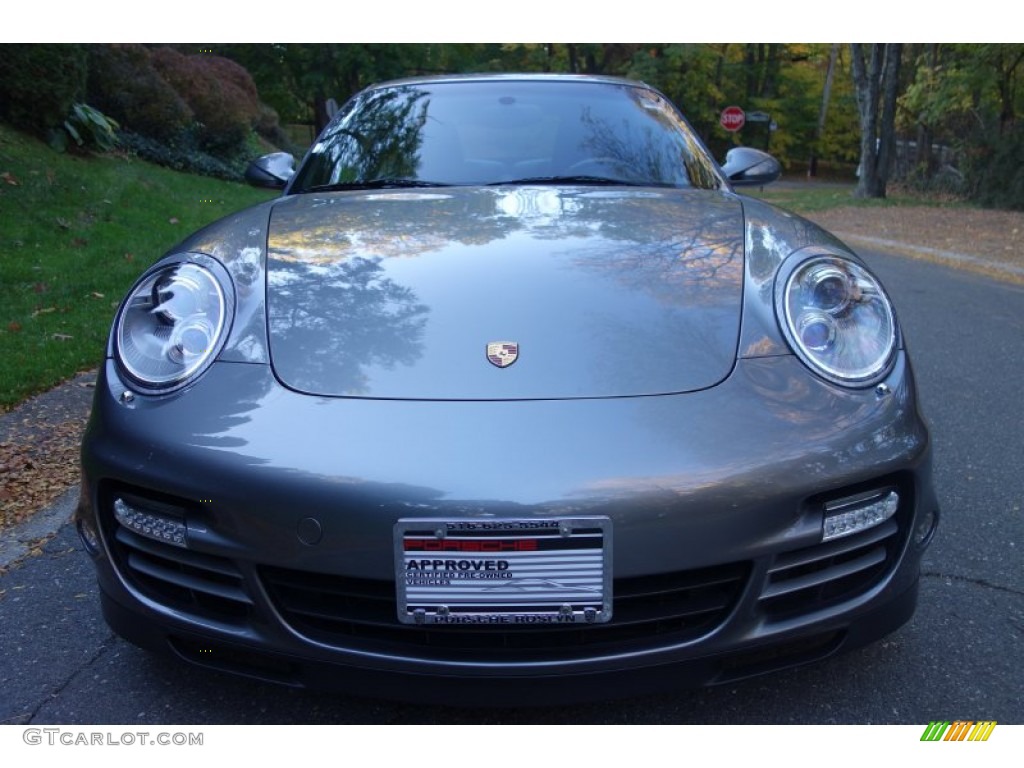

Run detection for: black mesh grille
[[260, 562, 750, 661], [112, 526, 253, 619]]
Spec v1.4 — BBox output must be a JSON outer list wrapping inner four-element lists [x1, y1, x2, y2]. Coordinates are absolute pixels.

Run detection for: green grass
[[0, 124, 276, 410], [744, 181, 972, 214]]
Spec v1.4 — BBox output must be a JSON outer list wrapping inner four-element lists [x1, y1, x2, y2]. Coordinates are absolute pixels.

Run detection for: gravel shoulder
[[0, 370, 94, 551], [805, 205, 1024, 284], [1, 199, 1022, 558]]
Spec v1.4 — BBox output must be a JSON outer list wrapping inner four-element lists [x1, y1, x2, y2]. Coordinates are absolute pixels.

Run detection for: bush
[[962, 125, 1024, 211], [117, 129, 245, 181], [0, 44, 87, 137], [255, 103, 300, 155], [86, 44, 193, 142], [896, 162, 966, 200], [151, 47, 260, 154]]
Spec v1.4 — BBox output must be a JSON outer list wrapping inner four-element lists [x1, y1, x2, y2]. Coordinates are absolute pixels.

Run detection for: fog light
[[113, 497, 188, 548], [823, 490, 899, 542]]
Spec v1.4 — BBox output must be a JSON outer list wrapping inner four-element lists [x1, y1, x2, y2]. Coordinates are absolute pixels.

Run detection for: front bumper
[[78, 353, 938, 704]]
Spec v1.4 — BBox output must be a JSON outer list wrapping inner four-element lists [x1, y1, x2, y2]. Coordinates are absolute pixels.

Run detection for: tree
[[900, 44, 1024, 207], [809, 44, 839, 177], [850, 44, 903, 198]]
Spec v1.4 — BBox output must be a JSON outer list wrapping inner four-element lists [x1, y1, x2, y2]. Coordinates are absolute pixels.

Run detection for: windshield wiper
[[302, 179, 451, 193], [487, 175, 664, 187]]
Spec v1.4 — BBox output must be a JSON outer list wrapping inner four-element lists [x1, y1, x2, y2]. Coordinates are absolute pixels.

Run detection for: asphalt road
[[1, 247, 1021, 725]]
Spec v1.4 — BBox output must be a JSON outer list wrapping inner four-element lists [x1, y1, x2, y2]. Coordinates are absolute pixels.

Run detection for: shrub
[[151, 48, 260, 154], [0, 44, 87, 137], [202, 55, 260, 109], [255, 103, 300, 155], [962, 124, 1024, 211], [86, 44, 193, 142], [56, 103, 120, 153], [117, 129, 245, 182]]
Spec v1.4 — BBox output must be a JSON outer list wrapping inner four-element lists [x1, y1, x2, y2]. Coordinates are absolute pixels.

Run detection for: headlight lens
[[115, 260, 228, 391], [780, 255, 896, 385]]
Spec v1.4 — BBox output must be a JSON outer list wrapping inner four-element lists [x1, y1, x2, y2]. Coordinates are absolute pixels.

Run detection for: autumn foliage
[[149, 48, 261, 153], [86, 45, 193, 142]]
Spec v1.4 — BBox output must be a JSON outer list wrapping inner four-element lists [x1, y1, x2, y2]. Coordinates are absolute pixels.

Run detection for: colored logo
[[920, 721, 997, 741], [486, 342, 519, 368]]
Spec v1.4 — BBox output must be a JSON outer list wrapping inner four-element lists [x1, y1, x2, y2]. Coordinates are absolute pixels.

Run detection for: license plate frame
[[394, 518, 612, 626]]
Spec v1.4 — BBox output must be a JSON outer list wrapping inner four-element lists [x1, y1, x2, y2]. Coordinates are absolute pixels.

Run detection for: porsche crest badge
[[486, 341, 519, 368]]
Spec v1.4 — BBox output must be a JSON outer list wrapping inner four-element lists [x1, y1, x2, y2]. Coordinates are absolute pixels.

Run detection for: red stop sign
[[720, 106, 745, 132]]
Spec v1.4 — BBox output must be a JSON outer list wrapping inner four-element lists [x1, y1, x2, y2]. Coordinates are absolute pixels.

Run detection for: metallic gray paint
[[85, 345, 930, 579]]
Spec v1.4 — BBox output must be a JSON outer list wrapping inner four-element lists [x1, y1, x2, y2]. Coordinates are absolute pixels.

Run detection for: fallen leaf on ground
[[0, 418, 88, 531]]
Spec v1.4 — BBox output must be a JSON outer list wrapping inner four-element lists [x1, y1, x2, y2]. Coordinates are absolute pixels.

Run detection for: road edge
[[0, 485, 78, 570]]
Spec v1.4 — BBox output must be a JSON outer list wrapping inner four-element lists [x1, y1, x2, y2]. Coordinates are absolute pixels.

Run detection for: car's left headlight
[[114, 257, 233, 393], [777, 253, 897, 386]]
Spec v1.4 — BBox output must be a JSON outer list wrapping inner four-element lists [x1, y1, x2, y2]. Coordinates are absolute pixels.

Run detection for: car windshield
[[289, 79, 724, 191]]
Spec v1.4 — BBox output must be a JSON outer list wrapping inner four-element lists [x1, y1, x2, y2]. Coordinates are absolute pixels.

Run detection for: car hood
[[265, 186, 745, 399]]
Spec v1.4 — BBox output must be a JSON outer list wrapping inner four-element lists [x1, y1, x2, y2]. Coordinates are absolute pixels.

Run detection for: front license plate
[[394, 518, 612, 625]]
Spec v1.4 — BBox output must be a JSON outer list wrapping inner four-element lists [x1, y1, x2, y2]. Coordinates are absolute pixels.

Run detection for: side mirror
[[245, 152, 296, 189], [721, 147, 781, 187]]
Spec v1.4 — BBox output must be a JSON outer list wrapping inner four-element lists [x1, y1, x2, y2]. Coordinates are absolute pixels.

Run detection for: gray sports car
[[77, 74, 938, 704]]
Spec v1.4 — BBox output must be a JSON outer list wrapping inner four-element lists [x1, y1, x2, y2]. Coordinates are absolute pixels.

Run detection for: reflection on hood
[[267, 186, 744, 400]]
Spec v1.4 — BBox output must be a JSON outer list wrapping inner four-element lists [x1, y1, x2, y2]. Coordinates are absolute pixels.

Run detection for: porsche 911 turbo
[[77, 73, 939, 704]]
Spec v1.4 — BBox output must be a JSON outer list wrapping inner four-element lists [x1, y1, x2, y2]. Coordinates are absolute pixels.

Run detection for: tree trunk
[[714, 44, 728, 94], [875, 43, 902, 192], [915, 44, 939, 172], [851, 43, 902, 198], [745, 44, 758, 100], [760, 44, 781, 98], [313, 93, 331, 134], [809, 44, 839, 178], [707, 44, 729, 145], [996, 47, 1024, 134]]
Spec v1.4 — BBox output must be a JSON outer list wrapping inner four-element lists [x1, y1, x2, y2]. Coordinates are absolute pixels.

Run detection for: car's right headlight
[[776, 253, 897, 386], [114, 257, 233, 393]]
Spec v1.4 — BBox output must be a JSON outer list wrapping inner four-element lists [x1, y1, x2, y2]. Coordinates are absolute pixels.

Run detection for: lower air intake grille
[[760, 518, 902, 619], [110, 525, 252, 621], [260, 562, 750, 661]]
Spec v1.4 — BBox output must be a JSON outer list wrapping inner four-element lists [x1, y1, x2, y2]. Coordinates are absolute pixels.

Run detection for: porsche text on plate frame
[[77, 73, 938, 705]]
